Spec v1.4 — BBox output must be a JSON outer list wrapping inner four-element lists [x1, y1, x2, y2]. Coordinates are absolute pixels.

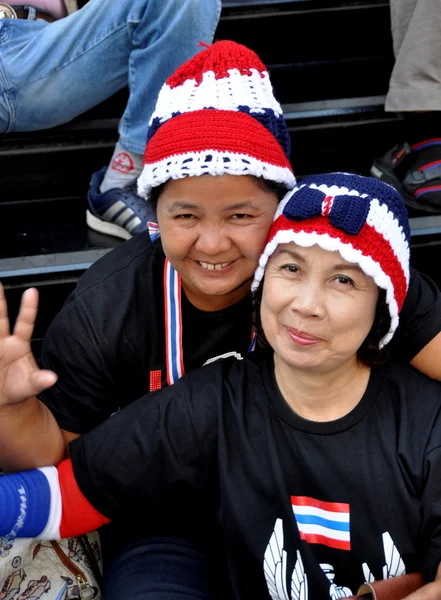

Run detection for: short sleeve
[[420, 426, 441, 581], [38, 292, 120, 434], [69, 363, 221, 520], [389, 267, 441, 362]]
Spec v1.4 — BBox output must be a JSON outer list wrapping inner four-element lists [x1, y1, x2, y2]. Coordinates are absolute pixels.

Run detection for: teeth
[[199, 261, 230, 271]]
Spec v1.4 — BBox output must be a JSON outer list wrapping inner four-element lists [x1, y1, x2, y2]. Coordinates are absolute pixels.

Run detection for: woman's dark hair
[[149, 183, 166, 211], [256, 177, 290, 202], [148, 176, 290, 210], [252, 281, 391, 367]]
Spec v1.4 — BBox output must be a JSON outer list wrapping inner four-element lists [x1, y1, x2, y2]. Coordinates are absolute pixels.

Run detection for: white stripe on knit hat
[[37, 466, 62, 541], [138, 150, 296, 198], [150, 69, 283, 126], [251, 229, 399, 348], [366, 199, 410, 284]]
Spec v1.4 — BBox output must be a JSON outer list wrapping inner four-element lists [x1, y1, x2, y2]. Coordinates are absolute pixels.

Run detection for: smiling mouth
[[198, 261, 234, 271], [287, 327, 323, 345]]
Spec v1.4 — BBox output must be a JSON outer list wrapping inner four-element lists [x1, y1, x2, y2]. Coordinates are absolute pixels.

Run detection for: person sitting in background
[[1, 173, 441, 600], [0, 0, 221, 238], [371, 0, 441, 215]]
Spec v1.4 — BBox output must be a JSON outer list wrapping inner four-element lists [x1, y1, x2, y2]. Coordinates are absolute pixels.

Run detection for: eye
[[333, 275, 354, 286], [230, 213, 252, 220], [280, 263, 300, 274], [175, 213, 196, 220]]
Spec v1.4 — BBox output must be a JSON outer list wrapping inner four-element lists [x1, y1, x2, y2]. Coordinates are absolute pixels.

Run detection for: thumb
[[29, 370, 58, 396]]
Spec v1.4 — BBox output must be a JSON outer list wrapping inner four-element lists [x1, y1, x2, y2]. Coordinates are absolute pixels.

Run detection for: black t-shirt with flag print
[[39, 232, 441, 557], [70, 350, 441, 599]]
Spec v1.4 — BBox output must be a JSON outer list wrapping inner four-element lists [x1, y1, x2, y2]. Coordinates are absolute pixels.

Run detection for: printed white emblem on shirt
[[321, 564, 352, 598], [362, 531, 406, 582], [263, 520, 406, 600], [203, 352, 243, 366], [264, 519, 308, 600]]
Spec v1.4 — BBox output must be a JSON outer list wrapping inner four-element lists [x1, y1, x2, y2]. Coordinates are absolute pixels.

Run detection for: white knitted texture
[[251, 229, 400, 348], [137, 150, 296, 198], [366, 199, 410, 284], [150, 69, 283, 126]]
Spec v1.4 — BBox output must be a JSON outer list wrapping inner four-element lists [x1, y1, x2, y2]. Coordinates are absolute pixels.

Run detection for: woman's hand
[[0, 284, 57, 406], [403, 564, 441, 599]]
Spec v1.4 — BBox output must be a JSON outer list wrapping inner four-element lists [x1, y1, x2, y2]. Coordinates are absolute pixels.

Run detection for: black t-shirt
[[39, 233, 253, 434], [71, 351, 441, 599]]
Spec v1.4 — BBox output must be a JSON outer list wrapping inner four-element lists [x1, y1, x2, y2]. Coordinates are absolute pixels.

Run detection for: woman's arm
[[403, 564, 441, 599], [0, 459, 109, 539], [0, 284, 67, 471], [0, 364, 221, 540], [390, 268, 441, 379], [410, 332, 441, 380]]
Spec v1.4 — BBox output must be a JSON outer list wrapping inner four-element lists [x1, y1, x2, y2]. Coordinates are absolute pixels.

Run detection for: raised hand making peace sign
[[0, 283, 57, 408]]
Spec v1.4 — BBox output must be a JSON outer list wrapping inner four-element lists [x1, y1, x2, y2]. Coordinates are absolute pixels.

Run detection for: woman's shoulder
[[75, 235, 164, 297], [381, 361, 441, 414]]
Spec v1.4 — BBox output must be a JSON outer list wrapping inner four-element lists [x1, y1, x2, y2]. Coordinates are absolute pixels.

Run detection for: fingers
[[403, 579, 441, 600], [0, 282, 10, 338], [13, 288, 39, 342]]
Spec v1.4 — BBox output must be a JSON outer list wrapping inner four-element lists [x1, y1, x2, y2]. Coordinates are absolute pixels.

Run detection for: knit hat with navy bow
[[137, 40, 296, 200], [252, 172, 410, 347]]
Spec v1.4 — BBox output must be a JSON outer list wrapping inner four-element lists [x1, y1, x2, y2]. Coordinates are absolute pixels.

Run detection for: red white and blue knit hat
[[137, 40, 296, 199], [252, 173, 410, 347]]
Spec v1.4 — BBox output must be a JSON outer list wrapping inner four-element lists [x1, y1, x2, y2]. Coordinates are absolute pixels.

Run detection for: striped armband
[[0, 459, 110, 539]]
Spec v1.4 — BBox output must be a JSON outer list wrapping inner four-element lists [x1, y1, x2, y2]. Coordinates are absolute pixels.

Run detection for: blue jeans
[[102, 537, 214, 600], [0, 0, 221, 153]]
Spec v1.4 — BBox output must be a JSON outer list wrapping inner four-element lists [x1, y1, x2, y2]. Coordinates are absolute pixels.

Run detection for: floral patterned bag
[[0, 534, 102, 600]]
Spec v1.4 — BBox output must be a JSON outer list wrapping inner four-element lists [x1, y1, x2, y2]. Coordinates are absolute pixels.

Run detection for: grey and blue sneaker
[[86, 167, 158, 240]]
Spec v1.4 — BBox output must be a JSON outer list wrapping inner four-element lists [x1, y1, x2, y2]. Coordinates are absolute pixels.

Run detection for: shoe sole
[[86, 210, 133, 241], [370, 160, 441, 214]]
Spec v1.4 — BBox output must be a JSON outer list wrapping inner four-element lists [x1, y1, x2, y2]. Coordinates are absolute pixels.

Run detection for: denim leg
[[102, 537, 213, 600], [0, 0, 221, 149], [120, 0, 221, 153]]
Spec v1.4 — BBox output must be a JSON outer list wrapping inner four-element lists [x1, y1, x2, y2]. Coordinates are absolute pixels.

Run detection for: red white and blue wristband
[[0, 460, 109, 540]]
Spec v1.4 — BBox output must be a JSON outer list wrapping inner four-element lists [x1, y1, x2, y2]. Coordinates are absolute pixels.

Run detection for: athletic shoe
[[86, 167, 158, 240], [371, 139, 441, 213]]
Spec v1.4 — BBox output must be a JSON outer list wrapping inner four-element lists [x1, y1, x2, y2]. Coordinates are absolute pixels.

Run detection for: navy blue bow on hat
[[284, 185, 371, 235]]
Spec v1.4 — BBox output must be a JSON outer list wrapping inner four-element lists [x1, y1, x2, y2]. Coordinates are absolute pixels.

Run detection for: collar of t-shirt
[[181, 289, 253, 372], [260, 352, 387, 435]]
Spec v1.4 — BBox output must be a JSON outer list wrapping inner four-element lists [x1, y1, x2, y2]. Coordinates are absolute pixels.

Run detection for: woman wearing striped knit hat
[[1, 43, 441, 599], [1, 173, 441, 599]]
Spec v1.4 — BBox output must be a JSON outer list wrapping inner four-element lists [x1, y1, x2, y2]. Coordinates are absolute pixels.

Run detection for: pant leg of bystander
[[102, 536, 214, 600], [0, 0, 221, 153], [386, 0, 441, 112]]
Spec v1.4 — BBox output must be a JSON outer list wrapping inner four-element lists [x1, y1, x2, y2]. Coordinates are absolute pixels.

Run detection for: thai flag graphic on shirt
[[291, 496, 351, 551]]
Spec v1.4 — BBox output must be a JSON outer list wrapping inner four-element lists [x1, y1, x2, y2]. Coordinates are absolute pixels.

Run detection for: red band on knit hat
[[143, 109, 292, 171], [166, 40, 267, 89]]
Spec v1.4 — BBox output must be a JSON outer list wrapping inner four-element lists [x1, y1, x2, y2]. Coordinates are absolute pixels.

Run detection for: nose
[[290, 278, 325, 319], [194, 224, 232, 256]]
